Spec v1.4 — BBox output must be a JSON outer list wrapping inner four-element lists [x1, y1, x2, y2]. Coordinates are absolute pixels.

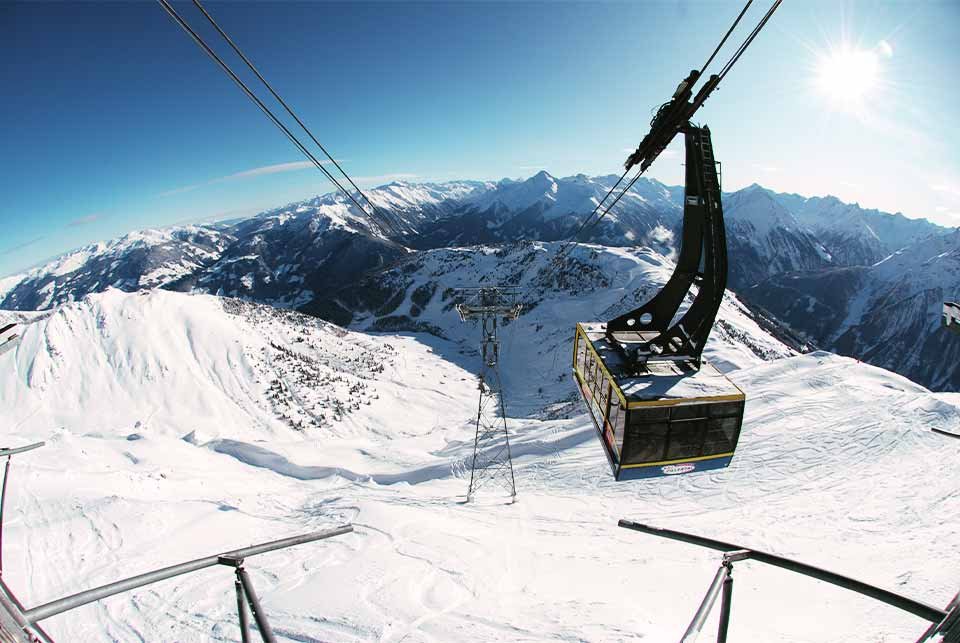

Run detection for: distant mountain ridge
[[747, 228, 960, 391], [0, 171, 953, 389]]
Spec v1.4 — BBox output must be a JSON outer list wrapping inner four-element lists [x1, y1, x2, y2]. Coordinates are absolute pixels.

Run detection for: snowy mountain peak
[[726, 183, 803, 233]]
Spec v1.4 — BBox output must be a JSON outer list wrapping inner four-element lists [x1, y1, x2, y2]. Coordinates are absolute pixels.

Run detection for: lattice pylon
[[467, 368, 516, 499], [456, 288, 521, 502]]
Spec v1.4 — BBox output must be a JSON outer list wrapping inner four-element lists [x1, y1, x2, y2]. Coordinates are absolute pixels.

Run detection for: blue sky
[[2, 0, 959, 276]]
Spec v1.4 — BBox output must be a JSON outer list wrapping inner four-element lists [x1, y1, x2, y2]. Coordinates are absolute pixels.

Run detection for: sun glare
[[814, 43, 887, 113]]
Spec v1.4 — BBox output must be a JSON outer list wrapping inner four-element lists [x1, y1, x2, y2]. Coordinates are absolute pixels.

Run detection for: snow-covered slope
[[1, 172, 953, 390], [724, 185, 833, 288], [775, 191, 941, 265], [0, 289, 463, 441], [1, 227, 232, 311], [748, 229, 960, 391], [321, 240, 798, 417], [0, 290, 956, 642], [1, 175, 948, 317]]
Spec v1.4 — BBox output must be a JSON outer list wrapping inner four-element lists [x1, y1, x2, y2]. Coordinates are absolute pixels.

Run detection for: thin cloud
[[1, 236, 46, 256], [230, 160, 314, 179], [353, 173, 419, 186], [157, 160, 326, 198], [932, 182, 960, 199], [67, 213, 101, 227], [169, 205, 268, 226]]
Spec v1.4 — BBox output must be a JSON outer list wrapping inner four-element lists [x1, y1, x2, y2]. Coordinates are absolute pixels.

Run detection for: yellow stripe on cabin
[[626, 393, 745, 409]]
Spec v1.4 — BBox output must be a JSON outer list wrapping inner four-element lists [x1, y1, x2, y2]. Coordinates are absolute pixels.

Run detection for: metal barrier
[[619, 519, 957, 642], [0, 439, 353, 641], [23, 526, 353, 623], [23, 525, 353, 641]]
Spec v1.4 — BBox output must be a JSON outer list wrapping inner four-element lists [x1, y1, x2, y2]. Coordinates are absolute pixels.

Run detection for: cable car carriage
[[571, 76, 746, 479], [573, 323, 744, 479]]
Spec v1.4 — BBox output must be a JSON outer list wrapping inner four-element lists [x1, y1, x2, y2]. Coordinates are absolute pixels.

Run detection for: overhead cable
[[156, 0, 399, 238], [190, 0, 402, 237], [536, 0, 783, 290]]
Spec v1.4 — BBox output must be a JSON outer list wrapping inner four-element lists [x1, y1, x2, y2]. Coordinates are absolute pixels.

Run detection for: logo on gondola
[[662, 463, 696, 475]]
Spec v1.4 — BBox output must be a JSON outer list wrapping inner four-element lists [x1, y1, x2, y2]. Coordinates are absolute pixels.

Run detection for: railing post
[[235, 574, 250, 643], [237, 566, 277, 643], [0, 455, 11, 576], [716, 564, 734, 643], [681, 564, 729, 643]]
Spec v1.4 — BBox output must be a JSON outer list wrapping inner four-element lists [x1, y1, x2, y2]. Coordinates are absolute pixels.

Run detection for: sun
[[814, 43, 886, 112]]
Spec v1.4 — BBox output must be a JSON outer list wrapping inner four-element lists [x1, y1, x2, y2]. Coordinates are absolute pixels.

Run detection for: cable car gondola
[[943, 302, 960, 335], [571, 69, 746, 479], [0, 323, 20, 357]]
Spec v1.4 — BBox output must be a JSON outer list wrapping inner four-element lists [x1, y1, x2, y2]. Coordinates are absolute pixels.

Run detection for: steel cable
[[190, 0, 403, 238], [156, 0, 397, 239]]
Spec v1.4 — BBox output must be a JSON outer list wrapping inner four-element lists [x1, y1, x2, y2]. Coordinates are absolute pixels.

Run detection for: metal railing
[[0, 439, 354, 641], [14, 526, 353, 642], [619, 519, 957, 642], [23, 526, 352, 625]]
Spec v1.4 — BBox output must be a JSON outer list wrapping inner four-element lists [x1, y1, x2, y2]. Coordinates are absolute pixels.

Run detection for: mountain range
[[0, 171, 954, 390], [2, 173, 958, 641]]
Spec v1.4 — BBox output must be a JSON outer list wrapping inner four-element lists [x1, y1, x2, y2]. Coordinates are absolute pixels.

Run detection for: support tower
[[455, 287, 522, 501]]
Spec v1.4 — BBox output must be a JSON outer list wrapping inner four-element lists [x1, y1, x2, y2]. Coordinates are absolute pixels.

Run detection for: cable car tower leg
[[456, 288, 522, 502]]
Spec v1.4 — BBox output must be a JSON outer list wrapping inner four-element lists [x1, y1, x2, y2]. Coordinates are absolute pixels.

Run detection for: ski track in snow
[[0, 289, 957, 642]]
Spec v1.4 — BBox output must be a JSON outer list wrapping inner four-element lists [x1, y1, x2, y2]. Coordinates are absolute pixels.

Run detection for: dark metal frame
[[607, 124, 726, 373], [619, 520, 957, 642]]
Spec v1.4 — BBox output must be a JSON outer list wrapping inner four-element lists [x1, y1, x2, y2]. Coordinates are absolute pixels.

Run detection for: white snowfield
[[0, 289, 957, 642]]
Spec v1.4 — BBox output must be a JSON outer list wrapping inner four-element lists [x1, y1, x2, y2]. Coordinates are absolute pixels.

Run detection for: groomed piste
[[1, 287, 957, 641]]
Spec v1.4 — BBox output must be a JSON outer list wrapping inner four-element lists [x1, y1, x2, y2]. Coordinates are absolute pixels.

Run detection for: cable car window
[[575, 335, 586, 374], [633, 406, 670, 421], [582, 351, 596, 391], [611, 403, 626, 452], [666, 419, 707, 459], [623, 421, 668, 463], [709, 402, 742, 417], [672, 404, 708, 421], [592, 361, 606, 399], [702, 416, 740, 454]]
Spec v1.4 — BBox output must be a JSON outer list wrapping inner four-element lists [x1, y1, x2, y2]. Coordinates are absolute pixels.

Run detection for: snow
[[0, 274, 24, 300], [0, 288, 957, 642]]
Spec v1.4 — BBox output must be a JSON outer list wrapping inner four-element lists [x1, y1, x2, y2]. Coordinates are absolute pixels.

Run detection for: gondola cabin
[[573, 323, 745, 480], [0, 323, 19, 357], [944, 302, 960, 335]]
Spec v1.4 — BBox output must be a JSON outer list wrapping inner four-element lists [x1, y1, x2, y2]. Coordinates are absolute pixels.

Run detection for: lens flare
[[815, 45, 882, 112]]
